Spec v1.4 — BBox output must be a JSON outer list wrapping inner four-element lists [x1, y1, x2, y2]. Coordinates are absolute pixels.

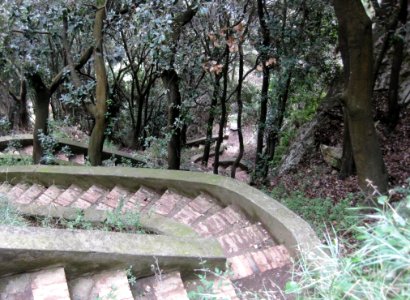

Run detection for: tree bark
[[26, 74, 51, 164], [231, 42, 245, 178], [202, 74, 221, 166], [254, 0, 272, 183], [213, 44, 230, 175], [261, 72, 292, 179], [88, 1, 109, 166], [162, 69, 182, 170], [334, 0, 388, 194], [387, 0, 407, 131]]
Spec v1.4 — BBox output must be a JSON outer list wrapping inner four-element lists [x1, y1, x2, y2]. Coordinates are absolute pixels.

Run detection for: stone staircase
[[0, 178, 291, 299]]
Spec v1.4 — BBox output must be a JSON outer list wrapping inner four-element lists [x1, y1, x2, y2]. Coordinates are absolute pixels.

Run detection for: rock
[[320, 144, 342, 169]]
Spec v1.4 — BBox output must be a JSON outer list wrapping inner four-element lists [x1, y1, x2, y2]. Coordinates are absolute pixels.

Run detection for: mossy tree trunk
[[334, 0, 388, 193]]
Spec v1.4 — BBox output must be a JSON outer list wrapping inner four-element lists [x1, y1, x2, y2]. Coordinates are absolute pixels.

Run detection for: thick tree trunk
[[334, 0, 388, 193], [162, 69, 182, 170], [27, 74, 51, 164], [88, 1, 108, 166], [339, 109, 356, 179]]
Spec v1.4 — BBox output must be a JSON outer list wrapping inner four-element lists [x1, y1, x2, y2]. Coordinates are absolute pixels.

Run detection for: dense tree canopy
[[0, 0, 408, 195]]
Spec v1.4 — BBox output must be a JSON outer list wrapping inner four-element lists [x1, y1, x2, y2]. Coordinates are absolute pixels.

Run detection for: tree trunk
[[261, 72, 292, 179], [387, 0, 407, 131], [213, 44, 229, 175], [253, 0, 272, 183], [339, 109, 356, 179], [334, 0, 388, 194], [231, 42, 245, 178], [88, 0, 109, 166], [202, 74, 221, 166], [27, 74, 51, 164], [162, 69, 182, 170]]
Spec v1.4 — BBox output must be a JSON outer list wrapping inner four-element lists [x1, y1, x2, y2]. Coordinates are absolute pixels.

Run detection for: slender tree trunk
[[253, 0, 272, 183], [18, 79, 29, 130], [261, 72, 292, 179], [334, 0, 388, 193], [231, 43, 245, 178], [88, 1, 109, 166], [202, 74, 221, 166], [162, 69, 182, 170], [213, 45, 229, 174], [387, 0, 407, 131]]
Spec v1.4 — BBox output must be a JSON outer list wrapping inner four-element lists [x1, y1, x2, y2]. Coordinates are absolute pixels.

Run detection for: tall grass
[[286, 185, 410, 300]]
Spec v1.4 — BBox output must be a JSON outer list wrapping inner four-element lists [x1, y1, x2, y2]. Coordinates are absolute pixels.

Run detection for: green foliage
[[0, 154, 32, 166], [0, 194, 28, 226], [271, 187, 357, 234], [37, 130, 58, 164], [286, 184, 410, 299], [0, 117, 10, 136]]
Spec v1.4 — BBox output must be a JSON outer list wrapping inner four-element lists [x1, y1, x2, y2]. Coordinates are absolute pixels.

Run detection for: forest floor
[[187, 105, 409, 204]]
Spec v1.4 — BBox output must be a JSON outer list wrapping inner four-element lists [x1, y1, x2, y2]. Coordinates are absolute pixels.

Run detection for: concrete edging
[[0, 166, 322, 257], [0, 225, 225, 279], [0, 134, 146, 166]]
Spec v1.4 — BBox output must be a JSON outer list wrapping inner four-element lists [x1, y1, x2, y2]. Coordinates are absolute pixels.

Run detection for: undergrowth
[[270, 186, 358, 235], [286, 182, 410, 300]]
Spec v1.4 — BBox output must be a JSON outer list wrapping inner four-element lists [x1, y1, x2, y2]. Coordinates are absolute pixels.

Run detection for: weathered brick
[[36, 185, 63, 206], [71, 199, 92, 209], [173, 205, 202, 225], [127, 186, 161, 211], [77, 185, 107, 205], [101, 185, 130, 209], [151, 190, 190, 216], [70, 154, 85, 165], [0, 182, 13, 194], [195, 205, 248, 237], [70, 270, 133, 300], [227, 255, 255, 280], [217, 224, 271, 255], [7, 183, 29, 201], [54, 185, 83, 206], [31, 268, 71, 300], [134, 271, 189, 300], [189, 193, 215, 214], [17, 184, 46, 205]]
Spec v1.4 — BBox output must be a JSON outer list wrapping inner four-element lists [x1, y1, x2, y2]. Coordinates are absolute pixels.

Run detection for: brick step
[[217, 223, 275, 256], [70, 154, 85, 165], [150, 189, 192, 217], [132, 271, 189, 300], [184, 274, 239, 300], [69, 270, 133, 300], [171, 192, 222, 226], [194, 204, 250, 237], [123, 186, 162, 213], [0, 182, 13, 194], [0, 267, 71, 300], [227, 245, 291, 281]]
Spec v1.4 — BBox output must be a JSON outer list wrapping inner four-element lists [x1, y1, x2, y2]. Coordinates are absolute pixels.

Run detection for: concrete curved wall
[[0, 165, 321, 257]]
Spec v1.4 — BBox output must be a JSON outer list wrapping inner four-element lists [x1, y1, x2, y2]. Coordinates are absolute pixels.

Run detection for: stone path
[[0, 179, 291, 299]]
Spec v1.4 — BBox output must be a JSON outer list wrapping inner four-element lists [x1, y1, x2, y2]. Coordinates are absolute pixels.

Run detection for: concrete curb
[[0, 166, 322, 257]]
